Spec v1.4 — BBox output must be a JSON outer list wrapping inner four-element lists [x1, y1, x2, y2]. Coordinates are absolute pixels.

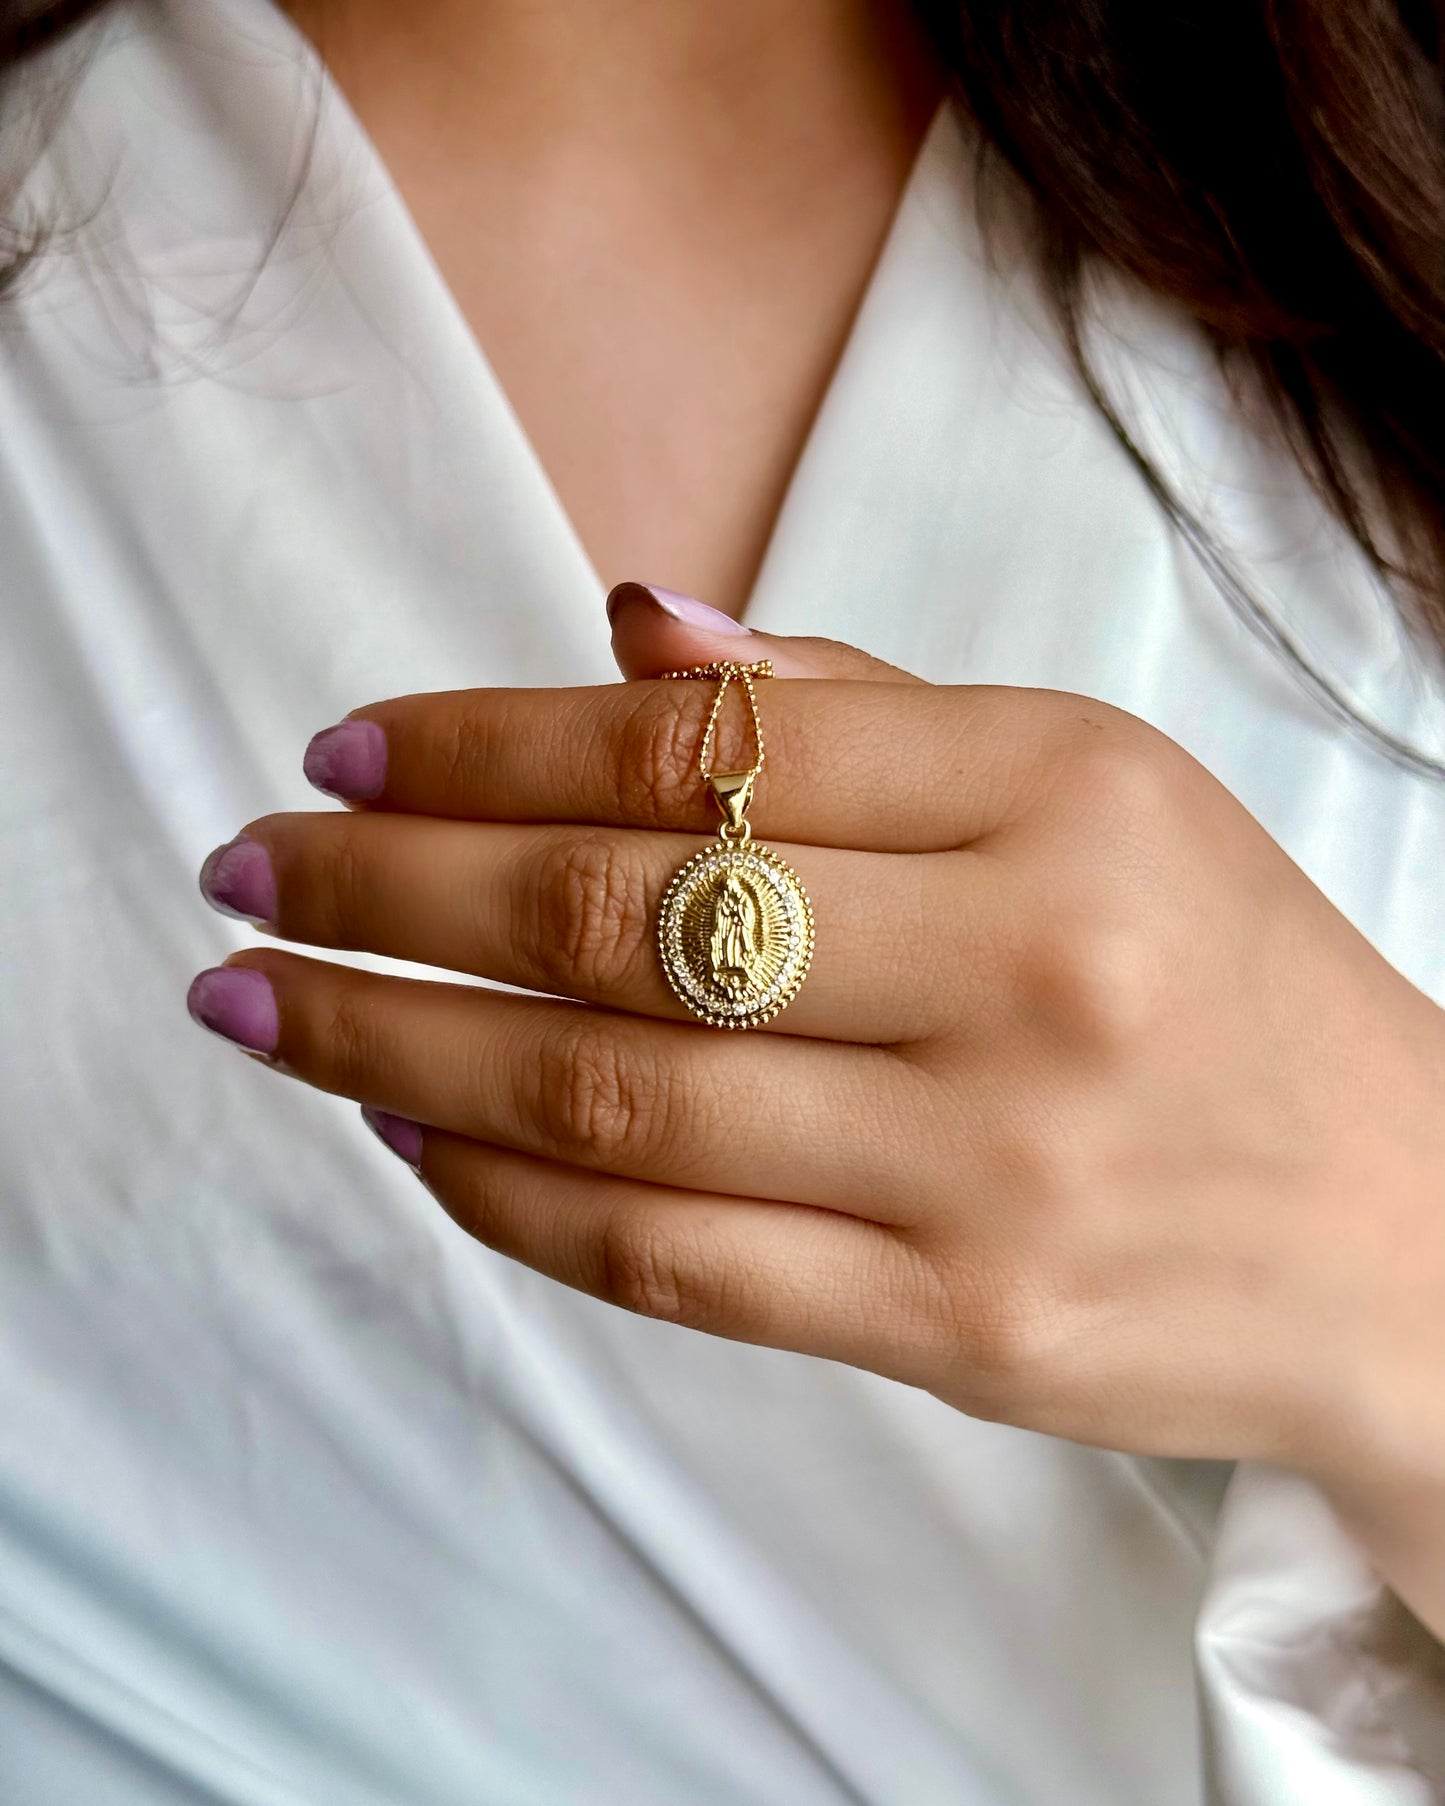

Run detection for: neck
[[276, 0, 943, 611], [283, 0, 940, 172]]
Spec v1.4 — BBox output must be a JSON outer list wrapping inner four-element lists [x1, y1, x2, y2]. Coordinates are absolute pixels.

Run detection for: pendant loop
[[708, 769, 756, 836]]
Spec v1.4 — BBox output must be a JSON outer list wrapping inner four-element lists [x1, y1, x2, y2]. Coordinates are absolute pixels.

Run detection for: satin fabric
[[1, 0, 1443, 1799]]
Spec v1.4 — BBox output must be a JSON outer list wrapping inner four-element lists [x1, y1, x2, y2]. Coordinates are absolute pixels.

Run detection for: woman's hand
[[189, 584, 1445, 1622]]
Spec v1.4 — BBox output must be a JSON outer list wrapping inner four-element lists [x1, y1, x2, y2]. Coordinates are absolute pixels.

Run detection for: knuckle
[[1024, 911, 1170, 1051], [436, 700, 487, 794], [532, 1016, 661, 1170], [1057, 720, 1185, 829], [315, 979, 384, 1094], [596, 1206, 709, 1326], [311, 829, 371, 947], [923, 1249, 1069, 1419], [1018, 741, 1185, 1054], [524, 832, 655, 998], [966, 1296, 1062, 1412], [612, 684, 714, 828], [434, 1150, 507, 1250]]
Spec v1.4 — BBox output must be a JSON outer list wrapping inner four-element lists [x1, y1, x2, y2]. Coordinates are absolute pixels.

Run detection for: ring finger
[[191, 949, 928, 1221]]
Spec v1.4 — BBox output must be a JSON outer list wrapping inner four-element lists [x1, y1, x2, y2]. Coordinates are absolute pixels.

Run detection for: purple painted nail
[[605, 581, 752, 636], [186, 966, 279, 1054], [199, 835, 276, 925], [361, 1106, 424, 1170], [304, 718, 387, 801]]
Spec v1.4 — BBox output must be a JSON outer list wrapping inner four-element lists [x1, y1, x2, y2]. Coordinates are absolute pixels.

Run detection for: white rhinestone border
[[656, 841, 816, 1029]]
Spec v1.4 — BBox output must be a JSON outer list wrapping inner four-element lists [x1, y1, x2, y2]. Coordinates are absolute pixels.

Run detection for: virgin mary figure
[[707, 871, 762, 998]]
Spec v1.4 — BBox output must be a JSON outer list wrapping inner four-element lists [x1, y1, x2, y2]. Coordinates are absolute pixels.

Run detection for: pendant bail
[[708, 769, 756, 835]]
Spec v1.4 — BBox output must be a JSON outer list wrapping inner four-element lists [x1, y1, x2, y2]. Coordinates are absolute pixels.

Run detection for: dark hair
[[0, 0, 94, 65], [7, 0, 1445, 768], [914, 0, 1445, 772]]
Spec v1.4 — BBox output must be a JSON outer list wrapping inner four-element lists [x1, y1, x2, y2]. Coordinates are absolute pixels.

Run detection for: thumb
[[605, 582, 926, 684]]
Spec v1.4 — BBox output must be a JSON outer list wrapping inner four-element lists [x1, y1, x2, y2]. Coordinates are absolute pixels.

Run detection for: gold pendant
[[658, 822, 815, 1029], [655, 664, 815, 1030]]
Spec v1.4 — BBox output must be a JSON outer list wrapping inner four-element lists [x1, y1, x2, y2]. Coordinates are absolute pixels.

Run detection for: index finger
[[302, 678, 1092, 853]]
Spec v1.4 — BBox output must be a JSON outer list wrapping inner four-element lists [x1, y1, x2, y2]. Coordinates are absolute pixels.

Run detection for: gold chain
[[659, 659, 774, 786], [654, 656, 814, 1028]]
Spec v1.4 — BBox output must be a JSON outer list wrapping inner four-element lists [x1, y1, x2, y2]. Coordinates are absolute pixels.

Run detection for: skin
[[282, 0, 941, 613], [212, 0, 1445, 1654], [194, 592, 1445, 1643]]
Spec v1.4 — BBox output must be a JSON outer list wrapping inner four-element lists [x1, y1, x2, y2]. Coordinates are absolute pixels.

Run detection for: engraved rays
[[657, 841, 815, 1029]]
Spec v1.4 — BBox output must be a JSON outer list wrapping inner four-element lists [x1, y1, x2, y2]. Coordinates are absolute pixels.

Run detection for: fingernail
[[186, 966, 279, 1053], [605, 581, 753, 636], [304, 718, 387, 801], [199, 835, 276, 925], [361, 1106, 424, 1170]]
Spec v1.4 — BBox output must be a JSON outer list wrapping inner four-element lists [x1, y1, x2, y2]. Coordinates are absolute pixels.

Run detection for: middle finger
[[203, 811, 947, 1044]]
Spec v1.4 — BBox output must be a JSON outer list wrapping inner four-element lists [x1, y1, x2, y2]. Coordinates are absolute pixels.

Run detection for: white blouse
[[2, 0, 1444, 1800]]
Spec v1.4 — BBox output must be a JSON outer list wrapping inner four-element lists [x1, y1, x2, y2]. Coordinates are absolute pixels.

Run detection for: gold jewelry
[[655, 660, 815, 1029]]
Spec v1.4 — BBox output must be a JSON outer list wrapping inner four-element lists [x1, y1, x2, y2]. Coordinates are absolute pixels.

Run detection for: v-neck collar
[[248, 0, 959, 628]]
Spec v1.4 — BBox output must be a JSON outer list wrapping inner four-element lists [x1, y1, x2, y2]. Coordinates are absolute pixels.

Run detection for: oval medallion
[[657, 840, 815, 1029]]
